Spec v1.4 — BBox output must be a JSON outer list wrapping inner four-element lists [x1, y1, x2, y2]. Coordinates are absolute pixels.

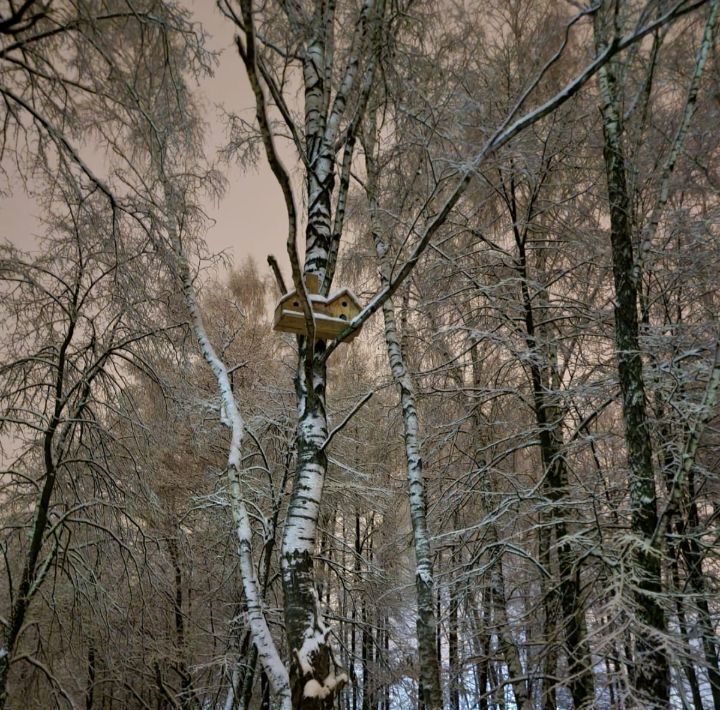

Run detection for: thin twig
[[320, 391, 374, 451]]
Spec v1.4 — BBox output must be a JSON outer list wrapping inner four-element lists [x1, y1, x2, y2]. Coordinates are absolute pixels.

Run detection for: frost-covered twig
[[654, 343, 720, 542], [323, 0, 710, 360]]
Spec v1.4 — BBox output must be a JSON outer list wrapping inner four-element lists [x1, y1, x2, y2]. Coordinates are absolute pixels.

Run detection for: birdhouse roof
[[276, 287, 361, 308], [276, 290, 321, 306], [325, 288, 361, 307]]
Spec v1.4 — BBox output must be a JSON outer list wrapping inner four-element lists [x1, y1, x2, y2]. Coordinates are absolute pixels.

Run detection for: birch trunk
[[164, 184, 291, 708], [280, 287, 349, 709], [364, 132, 443, 709], [235, 1, 380, 702], [279, 35, 342, 697]]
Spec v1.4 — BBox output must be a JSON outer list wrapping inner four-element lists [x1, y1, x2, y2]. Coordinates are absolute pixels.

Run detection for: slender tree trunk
[[168, 536, 194, 708], [86, 642, 96, 710], [468, 342, 533, 710], [379, 294, 443, 710], [239, 648, 258, 710], [657, 414, 705, 709], [448, 545, 460, 710], [364, 125, 443, 709], [361, 597, 372, 710], [275, 0, 382, 698], [501, 174, 593, 707], [680, 474, 720, 709], [669, 552, 704, 709], [362, 519, 375, 710], [468, 593, 489, 710], [594, 23, 669, 701], [171, 193, 291, 708], [383, 612, 390, 710]]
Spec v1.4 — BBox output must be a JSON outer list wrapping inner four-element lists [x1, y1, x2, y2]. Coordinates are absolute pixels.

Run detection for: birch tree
[[363, 113, 443, 709], [2, 0, 717, 707]]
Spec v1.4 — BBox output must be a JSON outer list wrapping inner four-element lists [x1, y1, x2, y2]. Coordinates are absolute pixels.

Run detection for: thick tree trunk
[[281, 344, 342, 709], [281, 48, 343, 705], [594, 34, 669, 702], [237, 0, 383, 693]]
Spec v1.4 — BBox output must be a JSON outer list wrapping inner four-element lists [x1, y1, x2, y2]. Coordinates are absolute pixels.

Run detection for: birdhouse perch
[[273, 274, 363, 341]]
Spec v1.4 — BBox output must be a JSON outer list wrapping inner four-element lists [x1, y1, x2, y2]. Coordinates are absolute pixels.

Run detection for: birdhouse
[[273, 274, 363, 341]]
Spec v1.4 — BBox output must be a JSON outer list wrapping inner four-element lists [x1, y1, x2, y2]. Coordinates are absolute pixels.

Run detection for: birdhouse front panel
[[324, 289, 362, 322]]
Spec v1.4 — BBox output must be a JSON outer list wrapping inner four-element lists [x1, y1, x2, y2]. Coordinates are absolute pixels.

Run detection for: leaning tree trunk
[[594, 28, 669, 704]]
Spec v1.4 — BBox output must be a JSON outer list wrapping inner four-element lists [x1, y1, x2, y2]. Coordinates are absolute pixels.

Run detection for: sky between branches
[[0, 0, 288, 279]]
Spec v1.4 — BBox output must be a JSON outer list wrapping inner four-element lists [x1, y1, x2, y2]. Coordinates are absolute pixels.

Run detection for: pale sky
[[0, 1, 289, 279], [189, 0, 289, 272]]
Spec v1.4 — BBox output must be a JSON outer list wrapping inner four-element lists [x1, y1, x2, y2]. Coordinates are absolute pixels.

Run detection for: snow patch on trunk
[[303, 672, 349, 699]]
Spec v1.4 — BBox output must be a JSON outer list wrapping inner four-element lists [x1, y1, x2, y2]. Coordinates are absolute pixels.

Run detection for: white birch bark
[[364, 129, 443, 709], [162, 184, 291, 709], [236, 2, 380, 704], [182, 274, 291, 709]]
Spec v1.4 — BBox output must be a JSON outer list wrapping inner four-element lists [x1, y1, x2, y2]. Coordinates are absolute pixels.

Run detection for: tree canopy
[[1, 1, 720, 709]]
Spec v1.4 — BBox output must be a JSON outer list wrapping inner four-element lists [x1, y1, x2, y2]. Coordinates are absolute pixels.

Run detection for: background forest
[[1, 0, 719, 709]]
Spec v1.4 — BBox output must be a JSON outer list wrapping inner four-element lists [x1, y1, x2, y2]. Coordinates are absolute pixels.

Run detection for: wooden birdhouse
[[273, 274, 363, 341]]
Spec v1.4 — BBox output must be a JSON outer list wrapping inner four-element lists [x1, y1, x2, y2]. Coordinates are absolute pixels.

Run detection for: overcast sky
[[1, 1, 289, 280]]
